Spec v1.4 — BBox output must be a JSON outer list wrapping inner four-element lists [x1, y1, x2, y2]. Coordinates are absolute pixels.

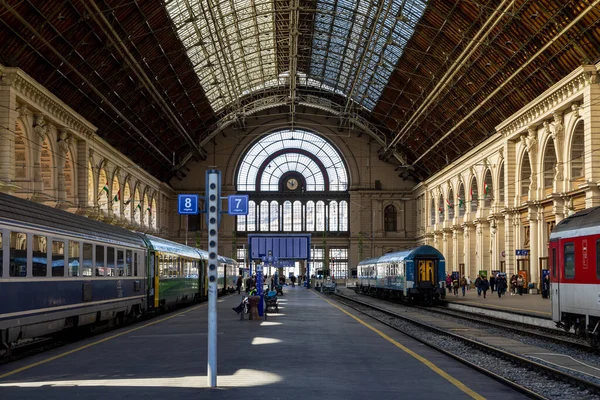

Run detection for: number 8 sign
[[178, 194, 199, 215]]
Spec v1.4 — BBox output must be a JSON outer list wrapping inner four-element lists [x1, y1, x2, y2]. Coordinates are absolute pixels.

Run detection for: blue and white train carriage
[[356, 245, 446, 303]]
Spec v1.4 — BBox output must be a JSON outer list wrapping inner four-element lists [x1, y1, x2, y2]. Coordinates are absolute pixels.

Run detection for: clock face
[[286, 178, 299, 191]]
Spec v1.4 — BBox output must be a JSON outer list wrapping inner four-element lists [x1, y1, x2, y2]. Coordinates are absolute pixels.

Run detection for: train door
[[417, 259, 434, 287], [549, 240, 560, 320], [148, 250, 157, 308]]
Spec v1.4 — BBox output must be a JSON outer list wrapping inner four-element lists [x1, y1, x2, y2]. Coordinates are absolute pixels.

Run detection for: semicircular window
[[237, 129, 348, 191], [235, 128, 349, 235]]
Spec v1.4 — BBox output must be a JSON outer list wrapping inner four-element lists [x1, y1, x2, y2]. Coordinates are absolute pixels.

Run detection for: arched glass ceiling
[[166, 0, 427, 112], [310, 0, 426, 110], [237, 129, 348, 192]]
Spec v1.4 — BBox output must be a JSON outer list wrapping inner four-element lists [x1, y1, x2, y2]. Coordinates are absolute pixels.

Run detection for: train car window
[[52, 240, 65, 277], [106, 247, 115, 277], [9, 232, 27, 277], [134, 252, 139, 277], [32, 235, 47, 277], [564, 243, 575, 279], [0, 232, 3, 277], [597, 240, 600, 279], [82, 243, 92, 276], [126, 250, 132, 277], [68, 241, 80, 277], [117, 250, 124, 276], [95, 245, 105, 276]]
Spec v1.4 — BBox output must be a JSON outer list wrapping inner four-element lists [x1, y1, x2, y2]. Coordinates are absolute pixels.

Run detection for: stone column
[[528, 204, 539, 289], [442, 229, 450, 271], [548, 112, 565, 194], [504, 141, 517, 208], [0, 78, 17, 188], [452, 228, 459, 273], [77, 140, 90, 210], [462, 223, 476, 278], [583, 71, 600, 186], [503, 211, 516, 276], [475, 222, 483, 273], [56, 130, 72, 203], [31, 115, 47, 196]]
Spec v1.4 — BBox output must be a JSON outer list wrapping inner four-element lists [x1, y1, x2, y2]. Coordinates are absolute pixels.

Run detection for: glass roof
[[166, 0, 277, 111], [237, 129, 348, 191], [310, 0, 427, 110], [166, 0, 426, 112]]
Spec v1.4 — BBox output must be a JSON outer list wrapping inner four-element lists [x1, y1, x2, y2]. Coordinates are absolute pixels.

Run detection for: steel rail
[[332, 292, 600, 398]]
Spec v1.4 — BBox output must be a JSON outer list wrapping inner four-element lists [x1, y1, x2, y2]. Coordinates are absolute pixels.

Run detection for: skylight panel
[[166, 0, 277, 111], [310, 0, 426, 110]]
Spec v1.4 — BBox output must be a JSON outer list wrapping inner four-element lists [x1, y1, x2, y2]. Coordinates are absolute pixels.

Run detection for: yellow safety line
[[0, 303, 206, 380], [317, 294, 485, 400]]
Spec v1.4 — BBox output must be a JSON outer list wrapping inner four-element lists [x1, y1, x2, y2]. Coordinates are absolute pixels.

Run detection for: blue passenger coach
[[356, 245, 446, 304], [0, 192, 148, 353]]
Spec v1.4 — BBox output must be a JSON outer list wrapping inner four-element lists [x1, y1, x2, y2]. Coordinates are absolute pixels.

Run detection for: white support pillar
[[528, 204, 539, 289]]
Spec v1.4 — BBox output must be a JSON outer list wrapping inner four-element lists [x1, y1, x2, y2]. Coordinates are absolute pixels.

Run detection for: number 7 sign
[[228, 195, 249, 215]]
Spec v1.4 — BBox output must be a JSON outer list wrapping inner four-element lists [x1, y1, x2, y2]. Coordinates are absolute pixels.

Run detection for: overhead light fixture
[[530, 12, 539, 19], [184, 16, 198, 23]]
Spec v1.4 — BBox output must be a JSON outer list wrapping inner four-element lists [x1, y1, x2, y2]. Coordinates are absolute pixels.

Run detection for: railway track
[[428, 303, 595, 352], [331, 292, 600, 400]]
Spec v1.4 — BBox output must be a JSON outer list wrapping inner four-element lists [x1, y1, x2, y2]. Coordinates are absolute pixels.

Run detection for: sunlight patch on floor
[[0, 369, 282, 388], [251, 337, 282, 345]]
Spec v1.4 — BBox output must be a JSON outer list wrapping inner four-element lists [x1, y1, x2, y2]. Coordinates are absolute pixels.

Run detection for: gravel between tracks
[[345, 298, 600, 400]]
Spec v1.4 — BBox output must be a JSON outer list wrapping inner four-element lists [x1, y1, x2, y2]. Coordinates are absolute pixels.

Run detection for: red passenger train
[[549, 207, 600, 346]]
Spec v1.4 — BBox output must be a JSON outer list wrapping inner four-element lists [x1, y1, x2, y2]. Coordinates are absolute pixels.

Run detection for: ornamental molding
[[5, 67, 97, 139], [496, 65, 596, 139]]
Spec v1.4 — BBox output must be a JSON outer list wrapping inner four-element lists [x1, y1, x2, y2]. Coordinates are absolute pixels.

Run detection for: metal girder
[[197, 93, 407, 165]]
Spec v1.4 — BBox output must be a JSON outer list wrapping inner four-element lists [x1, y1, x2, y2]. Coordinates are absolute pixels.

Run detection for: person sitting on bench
[[233, 286, 256, 314]]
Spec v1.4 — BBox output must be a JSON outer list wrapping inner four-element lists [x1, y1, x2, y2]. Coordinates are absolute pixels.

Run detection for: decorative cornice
[[6, 67, 97, 139], [496, 65, 596, 138]]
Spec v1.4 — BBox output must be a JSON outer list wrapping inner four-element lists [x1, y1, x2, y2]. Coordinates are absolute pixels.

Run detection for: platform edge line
[[0, 304, 206, 380], [317, 294, 486, 400]]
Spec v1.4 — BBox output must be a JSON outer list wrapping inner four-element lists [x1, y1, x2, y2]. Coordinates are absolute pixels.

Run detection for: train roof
[[218, 255, 237, 265], [550, 206, 600, 240], [0, 192, 146, 248], [357, 245, 445, 265], [142, 234, 204, 259], [357, 257, 380, 266]]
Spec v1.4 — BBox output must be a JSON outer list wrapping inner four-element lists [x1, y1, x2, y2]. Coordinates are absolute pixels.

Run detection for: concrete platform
[[440, 287, 556, 330], [443, 288, 552, 318], [0, 287, 527, 400]]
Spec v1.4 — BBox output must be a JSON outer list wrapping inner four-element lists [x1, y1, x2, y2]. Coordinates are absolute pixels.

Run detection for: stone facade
[[416, 63, 600, 288], [0, 65, 170, 233]]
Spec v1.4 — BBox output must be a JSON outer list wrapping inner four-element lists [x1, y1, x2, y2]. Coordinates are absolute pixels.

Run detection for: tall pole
[[206, 170, 220, 387]]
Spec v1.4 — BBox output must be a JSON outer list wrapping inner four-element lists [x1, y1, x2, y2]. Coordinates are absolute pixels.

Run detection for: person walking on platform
[[510, 275, 518, 296], [236, 275, 243, 294], [475, 275, 482, 297], [542, 275, 550, 299], [466, 276, 471, 291], [452, 277, 459, 296], [445, 274, 452, 294], [481, 276, 490, 298], [490, 274, 496, 293], [496, 275, 506, 298], [517, 275, 524, 296], [460, 276, 467, 297]]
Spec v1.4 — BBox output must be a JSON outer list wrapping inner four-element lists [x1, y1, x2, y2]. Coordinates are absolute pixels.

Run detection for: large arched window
[[235, 129, 350, 233]]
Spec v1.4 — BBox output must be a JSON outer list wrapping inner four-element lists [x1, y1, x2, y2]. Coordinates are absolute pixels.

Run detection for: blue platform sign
[[516, 249, 530, 256], [228, 195, 249, 215], [178, 194, 199, 215]]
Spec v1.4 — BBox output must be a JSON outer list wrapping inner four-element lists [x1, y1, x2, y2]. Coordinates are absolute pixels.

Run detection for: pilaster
[[583, 72, 600, 182], [503, 211, 517, 276], [0, 80, 17, 189], [528, 204, 540, 288]]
